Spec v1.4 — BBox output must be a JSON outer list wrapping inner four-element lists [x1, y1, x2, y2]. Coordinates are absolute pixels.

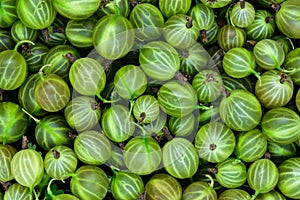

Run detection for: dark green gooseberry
[[16, 0, 57, 29], [0, 30, 15, 51], [0, 144, 17, 182], [267, 142, 297, 164], [21, 43, 49, 72], [0, 0, 18, 28], [34, 68, 71, 113], [38, 16, 67, 47], [213, 158, 247, 188], [200, 0, 231, 8], [3, 183, 33, 200], [44, 145, 78, 181], [221, 74, 254, 92], [65, 16, 98, 48], [168, 112, 197, 137], [189, 2, 215, 43], [145, 173, 182, 200], [101, 104, 135, 142], [11, 149, 44, 193], [163, 138, 199, 179], [284, 47, 300, 85], [53, 0, 101, 20], [43, 45, 80, 79], [163, 14, 200, 49], [245, 10, 276, 41], [123, 136, 162, 175], [11, 20, 38, 43], [218, 189, 251, 200], [255, 70, 294, 109], [64, 96, 101, 132], [192, 69, 223, 103], [159, 0, 191, 18], [261, 107, 300, 145], [111, 170, 144, 200], [178, 41, 211, 76], [182, 175, 217, 200], [219, 89, 262, 131], [18, 73, 47, 117], [278, 157, 300, 199], [74, 130, 112, 165], [273, 34, 294, 55], [247, 159, 279, 198], [296, 88, 300, 111], [70, 165, 109, 200], [0, 102, 27, 145], [234, 129, 267, 163], [256, 190, 286, 200], [34, 114, 72, 151], [100, 0, 130, 17]]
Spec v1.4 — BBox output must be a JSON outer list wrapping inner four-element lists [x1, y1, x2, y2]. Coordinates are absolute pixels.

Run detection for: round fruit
[[44, 145, 78, 180], [159, 0, 191, 18], [139, 41, 180, 81], [0, 102, 28, 144], [16, 0, 56, 29], [74, 130, 111, 165], [247, 159, 279, 197], [145, 173, 182, 200], [219, 89, 262, 131], [163, 138, 199, 179], [158, 80, 198, 117], [0, 144, 17, 182], [34, 73, 70, 113], [278, 157, 300, 199], [255, 70, 294, 109], [111, 170, 144, 200], [194, 122, 236, 163], [123, 136, 162, 175], [261, 107, 300, 144], [11, 149, 44, 193]]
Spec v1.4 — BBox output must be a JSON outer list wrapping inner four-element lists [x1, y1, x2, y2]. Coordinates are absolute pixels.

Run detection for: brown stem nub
[[138, 112, 146, 124], [239, 0, 246, 9], [265, 152, 271, 159], [203, 73, 219, 84], [200, 30, 208, 44], [64, 53, 76, 62], [139, 191, 147, 200], [270, 3, 281, 12], [280, 74, 289, 84], [0, 89, 3, 101], [152, 133, 161, 142], [100, 0, 110, 8], [0, 180, 11, 191], [162, 127, 173, 141], [21, 43, 31, 55], [210, 143, 217, 151], [22, 136, 29, 149], [68, 132, 77, 140], [52, 27, 65, 34], [180, 49, 189, 58], [208, 168, 218, 174], [185, 16, 193, 28], [129, 0, 138, 7], [91, 102, 101, 110], [118, 142, 125, 150], [266, 15, 275, 23], [52, 150, 60, 159], [42, 28, 51, 42], [175, 71, 188, 85]]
